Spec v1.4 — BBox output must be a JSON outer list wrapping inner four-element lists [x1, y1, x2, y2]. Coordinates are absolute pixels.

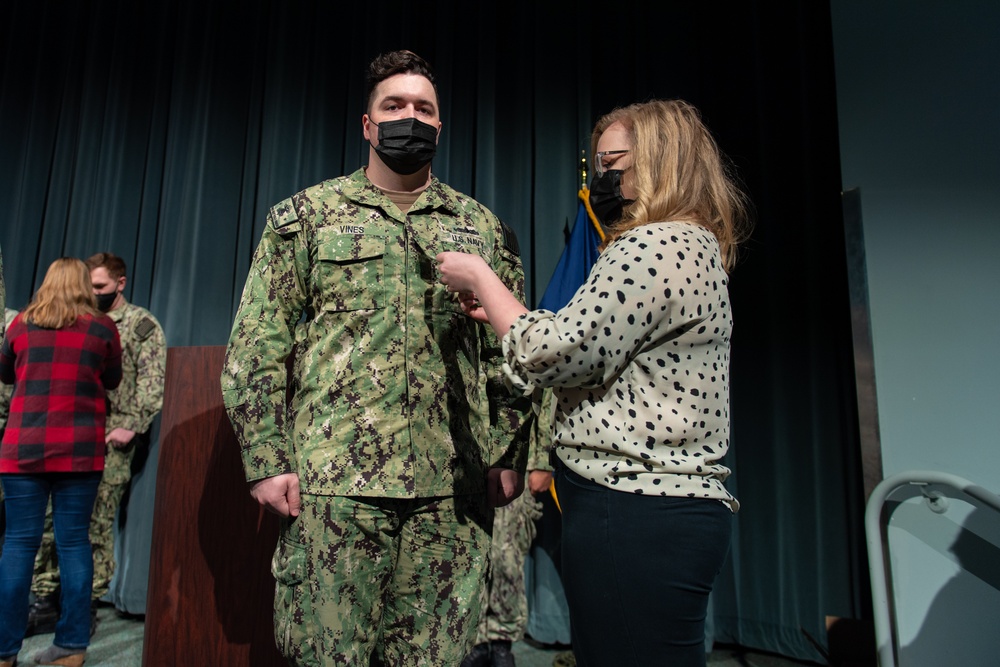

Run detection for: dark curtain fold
[[0, 0, 867, 660]]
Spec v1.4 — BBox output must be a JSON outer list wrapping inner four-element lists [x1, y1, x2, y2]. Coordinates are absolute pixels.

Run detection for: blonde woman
[[438, 99, 750, 666], [0, 258, 122, 667]]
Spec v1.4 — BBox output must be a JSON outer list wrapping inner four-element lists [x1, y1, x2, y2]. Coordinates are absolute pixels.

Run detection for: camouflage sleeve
[[0, 311, 16, 433], [0, 243, 5, 347], [484, 218, 531, 473], [221, 198, 307, 482], [0, 383, 8, 432], [111, 314, 167, 434], [527, 387, 555, 472]]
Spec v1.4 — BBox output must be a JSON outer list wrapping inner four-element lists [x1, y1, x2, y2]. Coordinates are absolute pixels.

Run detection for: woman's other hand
[[436, 251, 489, 294]]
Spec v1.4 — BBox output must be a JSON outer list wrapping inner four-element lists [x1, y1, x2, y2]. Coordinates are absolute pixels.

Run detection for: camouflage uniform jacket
[[105, 299, 167, 437], [0, 309, 16, 433], [0, 244, 5, 347], [222, 168, 528, 498]]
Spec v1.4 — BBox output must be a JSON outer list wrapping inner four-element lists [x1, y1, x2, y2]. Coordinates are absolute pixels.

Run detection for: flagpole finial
[[579, 150, 588, 190]]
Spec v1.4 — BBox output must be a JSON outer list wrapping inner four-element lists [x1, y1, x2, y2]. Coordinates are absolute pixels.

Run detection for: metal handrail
[[864, 470, 1000, 667]]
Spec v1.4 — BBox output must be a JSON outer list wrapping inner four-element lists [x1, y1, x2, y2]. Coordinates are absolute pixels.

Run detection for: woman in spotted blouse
[[437, 99, 750, 666]]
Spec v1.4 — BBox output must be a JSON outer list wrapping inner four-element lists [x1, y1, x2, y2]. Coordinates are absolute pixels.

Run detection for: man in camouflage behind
[[25, 252, 166, 637], [0, 307, 17, 547], [222, 49, 529, 667], [0, 243, 12, 544], [463, 387, 555, 667], [0, 242, 4, 341]]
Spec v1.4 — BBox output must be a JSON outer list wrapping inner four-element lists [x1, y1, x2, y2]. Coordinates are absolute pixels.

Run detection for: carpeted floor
[[13, 606, 819, 667]]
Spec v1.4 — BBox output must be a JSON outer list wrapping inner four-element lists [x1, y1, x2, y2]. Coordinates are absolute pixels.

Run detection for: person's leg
[[28, 500, 61, 626], [379, 494, 493, 667], [272, 494, 395, 666], [90, 444, 135, 602], [49, 471, 102, 652], [463, 490, 537, 667], [0, 474, 51, 659], [486, 490, 539, 643], [30, 501, 59, 589], [558, 469, 732, 667]]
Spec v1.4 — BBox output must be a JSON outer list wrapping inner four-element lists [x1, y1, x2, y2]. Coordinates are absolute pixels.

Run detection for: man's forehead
[[90, 267, 114, 282], [373, 73, 438, 107]]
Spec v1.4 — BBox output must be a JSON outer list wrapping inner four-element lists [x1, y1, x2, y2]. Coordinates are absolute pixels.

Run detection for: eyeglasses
[[593, 150, 630, 178]]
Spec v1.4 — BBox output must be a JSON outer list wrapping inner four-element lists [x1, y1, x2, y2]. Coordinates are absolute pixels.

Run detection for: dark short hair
[[365, 50, 438, 113], [85, 252, 127, 280]]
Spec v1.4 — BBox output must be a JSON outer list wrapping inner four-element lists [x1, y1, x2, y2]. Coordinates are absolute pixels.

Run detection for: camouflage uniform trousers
[[31, 443, 136, 600], [474, 489, 543, 645], [273, 492, 495, 666]]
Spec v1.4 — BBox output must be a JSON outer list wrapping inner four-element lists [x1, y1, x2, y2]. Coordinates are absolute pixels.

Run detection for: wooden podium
[[143, 346, 286, 666]]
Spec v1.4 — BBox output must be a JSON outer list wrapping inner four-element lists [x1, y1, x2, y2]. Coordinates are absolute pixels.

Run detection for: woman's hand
[[436, 251, 489, 294], [437, 250, 529, 338], [457, 292, 490, 324]]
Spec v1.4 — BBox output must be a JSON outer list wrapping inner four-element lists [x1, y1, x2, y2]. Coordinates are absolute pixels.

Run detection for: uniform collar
[[106, 298, 130, 323], [343, 168, 462, 221]]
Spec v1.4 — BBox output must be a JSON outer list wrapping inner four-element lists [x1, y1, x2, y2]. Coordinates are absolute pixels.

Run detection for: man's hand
[[527, 470, 553, 496], [487, 467, 524, 508], [250, 473, 302, 517], [106, 428, 136, 449]]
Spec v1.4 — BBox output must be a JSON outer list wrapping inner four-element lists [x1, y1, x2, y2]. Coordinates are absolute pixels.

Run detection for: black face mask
[[371, 118, 438, 175], [589, 170, 634, 232], [96, 291, 118, 313]]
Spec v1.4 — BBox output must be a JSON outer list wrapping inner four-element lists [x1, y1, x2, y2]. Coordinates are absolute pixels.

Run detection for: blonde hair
[[591, 99, 751, 271], [22, 257, 99, 328]]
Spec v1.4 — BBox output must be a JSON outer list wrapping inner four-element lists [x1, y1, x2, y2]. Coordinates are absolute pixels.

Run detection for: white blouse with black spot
[[502, 221, 738, 510]]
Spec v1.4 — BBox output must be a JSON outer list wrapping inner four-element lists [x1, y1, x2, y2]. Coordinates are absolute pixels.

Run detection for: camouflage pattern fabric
[[102, 301, 167, 444], [274, 493, 493, 665], [30, 300, 166, 599], [474, 388, 555, 645], [0, 245, 5, 346], [0, 309, 18, 507], [0, 310, 17, 435], [222, 169, 529, 665], [0, 243, 4, 347], [222, 169, 528, 497], [475, 486, 542, 643]]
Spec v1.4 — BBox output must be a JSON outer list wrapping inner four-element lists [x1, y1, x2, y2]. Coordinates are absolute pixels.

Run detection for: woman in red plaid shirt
[[0, 257, 122, 667]]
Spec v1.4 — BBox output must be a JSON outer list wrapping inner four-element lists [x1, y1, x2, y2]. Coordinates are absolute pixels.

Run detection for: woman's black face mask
[[588, 170, 634, 231], [370, 117, 438, 175]]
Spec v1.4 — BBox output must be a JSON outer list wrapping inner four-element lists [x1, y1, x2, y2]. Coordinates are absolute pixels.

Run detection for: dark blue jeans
[[556, 468, 733, 667], [0, 472, 102, 657]]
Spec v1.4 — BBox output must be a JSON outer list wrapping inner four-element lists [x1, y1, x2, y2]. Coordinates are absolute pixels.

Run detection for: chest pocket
[[315, 229, 385, 312]]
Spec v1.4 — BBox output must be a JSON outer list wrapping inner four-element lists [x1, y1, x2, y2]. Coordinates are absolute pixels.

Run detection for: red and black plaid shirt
[[0, 312, 122, 473]]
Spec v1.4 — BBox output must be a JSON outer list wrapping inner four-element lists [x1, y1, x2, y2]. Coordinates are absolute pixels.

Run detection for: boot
[[490, 640, 516, 667], [460, 643, 490, 667], [24, 594, 60, 637], [552, 650, 576, 667], [0, 654, 18, 667]]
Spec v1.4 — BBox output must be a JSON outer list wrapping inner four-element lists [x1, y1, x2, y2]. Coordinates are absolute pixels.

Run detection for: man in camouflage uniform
[[0, 240, 12, 542], [0, 242, 4, 343], [463, 389, 555, 667], [222, 50, 529, 667], [25, 252, 166, 637], [0, 309, 18, 429]]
